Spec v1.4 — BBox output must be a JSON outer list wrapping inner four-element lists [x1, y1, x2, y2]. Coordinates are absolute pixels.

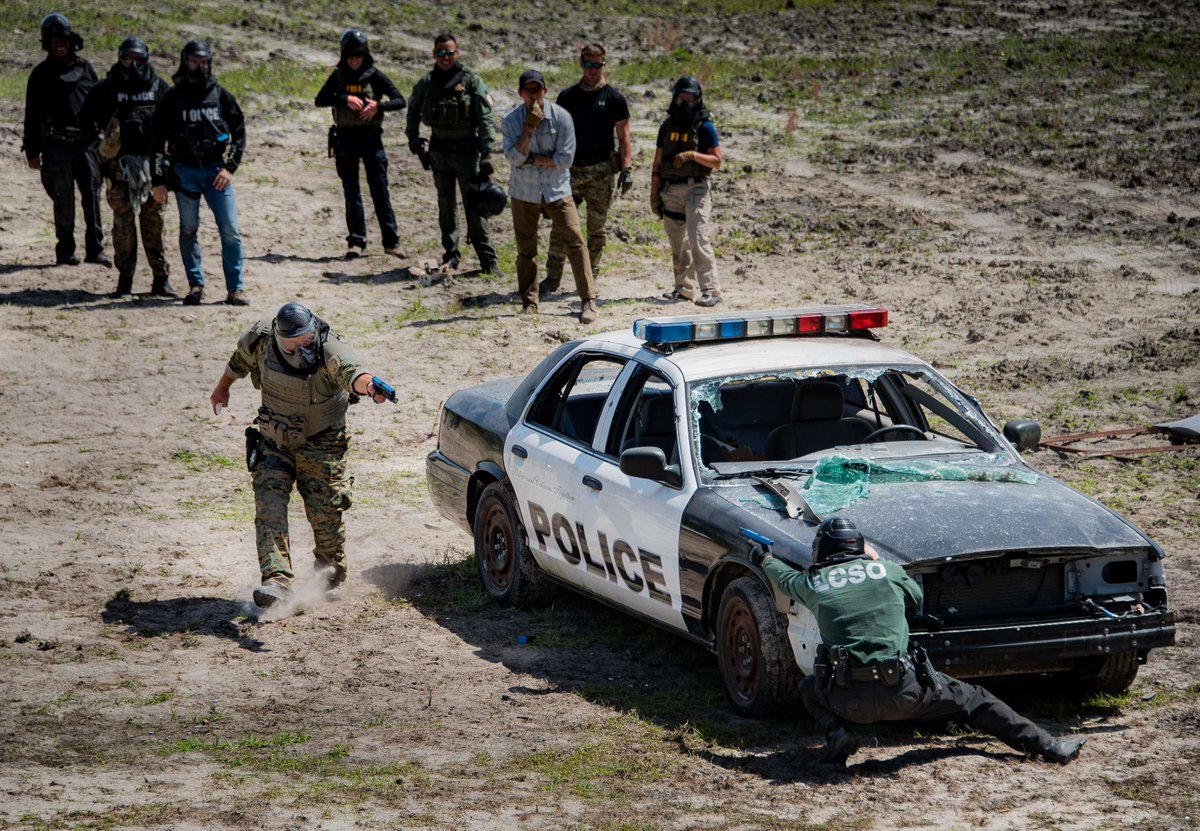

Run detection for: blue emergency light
[[633, 305, 888, 347]]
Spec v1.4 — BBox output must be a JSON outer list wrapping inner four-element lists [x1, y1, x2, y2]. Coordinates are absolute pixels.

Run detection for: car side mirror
[[619, 446, 682, 488], [1003, 420, 1041, 453]]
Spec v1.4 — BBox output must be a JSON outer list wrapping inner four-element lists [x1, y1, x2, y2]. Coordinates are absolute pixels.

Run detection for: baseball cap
[[518, 69, 545, 90]]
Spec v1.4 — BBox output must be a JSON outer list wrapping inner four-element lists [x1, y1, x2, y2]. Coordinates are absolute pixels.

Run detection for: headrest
[[792, 381, 844, 422]]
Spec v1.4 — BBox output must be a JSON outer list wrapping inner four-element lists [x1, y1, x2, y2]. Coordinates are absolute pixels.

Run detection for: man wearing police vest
[[315, 28, 407, 260], [210, 303, 391, 609], [757, 516, 1087, 767], [82, 37, 177, 298], [151, 40, 248, 306]]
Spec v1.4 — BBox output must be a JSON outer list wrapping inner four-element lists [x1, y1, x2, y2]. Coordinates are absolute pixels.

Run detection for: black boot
[[818, 727, 861, 768], [110, 273, 134, 298], [151, 275, 181, 299]]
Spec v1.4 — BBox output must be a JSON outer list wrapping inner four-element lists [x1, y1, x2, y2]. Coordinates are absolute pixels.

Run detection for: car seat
[[764, 381, 872, 460]]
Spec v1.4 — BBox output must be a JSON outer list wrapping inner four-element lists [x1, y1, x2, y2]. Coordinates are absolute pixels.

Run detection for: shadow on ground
[[101, 593, 267, 652]]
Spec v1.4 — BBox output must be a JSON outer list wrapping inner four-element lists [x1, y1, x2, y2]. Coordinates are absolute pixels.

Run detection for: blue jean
[[173, 163, 243, 292]]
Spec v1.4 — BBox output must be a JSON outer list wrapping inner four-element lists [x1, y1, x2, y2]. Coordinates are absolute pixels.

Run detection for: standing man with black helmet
[[151, 40, 248, 306], [315, 28, 407, 260], [209, 303, 393, 609], [651, 76, 722, 307], [754, 516, 1088, 768], [22, 13, 111, 268], [406, 33, 502, 277], [83, 37, 177, 298], [543, 42, 632, 299]]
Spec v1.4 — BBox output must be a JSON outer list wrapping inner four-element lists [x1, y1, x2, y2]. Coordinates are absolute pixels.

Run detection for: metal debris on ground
[[1040, 415, 1200, 459]]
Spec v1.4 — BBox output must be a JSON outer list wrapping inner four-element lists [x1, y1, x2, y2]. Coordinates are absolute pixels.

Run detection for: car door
[[575, 362, 695, 631], [505, 351, 630, 589]]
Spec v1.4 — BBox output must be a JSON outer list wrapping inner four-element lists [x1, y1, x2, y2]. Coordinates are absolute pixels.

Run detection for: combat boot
[[1042, 736, 1086, 765], [579, 299, 599, 324], [252, 582, 290, 609], [151, 275, 181, 299], [183, 285, 204, 305], [817, 727, 861, 768], [110, 273, 134, 298]]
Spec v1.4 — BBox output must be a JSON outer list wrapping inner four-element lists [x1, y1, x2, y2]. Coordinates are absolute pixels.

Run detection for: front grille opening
[[1102, 560, 1139, 585], [923, 560, 1066, 622]]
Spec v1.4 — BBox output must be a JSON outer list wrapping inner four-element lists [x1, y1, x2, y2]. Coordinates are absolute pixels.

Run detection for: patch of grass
[[516, 737, 671, 801], [171, 731, 311, 754], [406, 549, 491, 613], [170, 449, 238, 472], [222, 60, 329, 101], [141, 691, 174, 706]]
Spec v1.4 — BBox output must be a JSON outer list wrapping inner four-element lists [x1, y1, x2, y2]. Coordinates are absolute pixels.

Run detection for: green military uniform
[[763, 554, 1066, 761], [223, 318, 365, 590], [406, 64, 497, 269]]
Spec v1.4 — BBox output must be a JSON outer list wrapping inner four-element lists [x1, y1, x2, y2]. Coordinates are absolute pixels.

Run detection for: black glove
[[408, 138, 425, 156], [617, 169, 632, 195], [478, 155, 494, 178], [749, 545, 769, 569]]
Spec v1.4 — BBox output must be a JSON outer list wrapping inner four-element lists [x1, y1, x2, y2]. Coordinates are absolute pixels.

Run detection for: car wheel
[[716, 576, 802, 717], [473, 482, 550, 608], [1073, 650, 1140, 692]]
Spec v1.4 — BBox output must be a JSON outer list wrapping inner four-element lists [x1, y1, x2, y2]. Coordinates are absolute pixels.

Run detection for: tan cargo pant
[[512, 196, 594, 309], [546, 161, 613, 286], [661, 178, 721, 299]]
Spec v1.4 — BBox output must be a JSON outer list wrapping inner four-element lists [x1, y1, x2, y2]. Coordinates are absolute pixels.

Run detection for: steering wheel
[[863, 424, 928, 443]]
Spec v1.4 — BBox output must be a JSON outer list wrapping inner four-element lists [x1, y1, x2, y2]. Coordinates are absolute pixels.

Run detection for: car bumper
[[909, 609, 1176, 678], [426, 449, 472, 535]]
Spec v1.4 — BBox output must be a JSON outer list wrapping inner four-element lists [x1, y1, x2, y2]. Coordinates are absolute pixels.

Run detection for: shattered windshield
[[689, 366, 1019, 485]]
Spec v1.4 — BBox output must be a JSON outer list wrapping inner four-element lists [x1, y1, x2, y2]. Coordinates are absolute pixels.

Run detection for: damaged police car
[[426, 306, 1175, 715]]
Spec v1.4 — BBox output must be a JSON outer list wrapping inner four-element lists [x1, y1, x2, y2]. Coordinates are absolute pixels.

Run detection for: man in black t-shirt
[[543, 43, 631, 296]]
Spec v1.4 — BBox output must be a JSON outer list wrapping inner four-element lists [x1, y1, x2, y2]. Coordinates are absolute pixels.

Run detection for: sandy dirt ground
[[0, 2, 1197, 829]]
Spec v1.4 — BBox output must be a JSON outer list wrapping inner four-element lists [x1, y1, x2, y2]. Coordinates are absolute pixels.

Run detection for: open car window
[[526, 354, 627, 447], [606, 366, 678, 463]]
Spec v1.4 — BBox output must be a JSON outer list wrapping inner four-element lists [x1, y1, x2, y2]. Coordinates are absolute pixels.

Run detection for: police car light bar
[[633, 305, 888, 347]]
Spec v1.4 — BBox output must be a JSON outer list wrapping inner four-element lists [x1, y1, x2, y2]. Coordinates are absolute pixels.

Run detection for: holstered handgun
[[813, 643, 834, 691], [327, 125, 338, 158], [245, 426, 263, 472], [910, 644, 943, 695]]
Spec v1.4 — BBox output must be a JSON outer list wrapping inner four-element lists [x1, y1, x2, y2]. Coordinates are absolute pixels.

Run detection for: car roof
[[585, 329, 929, 382]]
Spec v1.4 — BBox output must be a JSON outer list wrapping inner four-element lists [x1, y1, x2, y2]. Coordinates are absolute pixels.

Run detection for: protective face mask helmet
[[273, 303, 320, 371]]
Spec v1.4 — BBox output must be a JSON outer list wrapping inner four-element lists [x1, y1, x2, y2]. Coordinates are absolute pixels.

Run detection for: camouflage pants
[[106, 179, 169, 283], [252, 429, 352, 588], [546, 161, 613, 286]]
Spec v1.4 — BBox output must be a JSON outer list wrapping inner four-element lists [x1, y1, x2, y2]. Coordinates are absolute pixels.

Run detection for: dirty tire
[[473, 482, 551, 608], [1074, 650, 1140, 692], [716, 576, 802, 717]]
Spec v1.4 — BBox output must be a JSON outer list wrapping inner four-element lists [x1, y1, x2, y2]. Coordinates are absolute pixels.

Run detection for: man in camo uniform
[[543, 42, 631, 297], [209, 303, 390, 608]]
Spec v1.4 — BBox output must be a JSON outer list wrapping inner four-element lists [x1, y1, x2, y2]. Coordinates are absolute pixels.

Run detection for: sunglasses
[[522, 85, 544, 93], [435, 49, 457, 58], [120, 54, 148, 65], [581, 61, 604, 69]]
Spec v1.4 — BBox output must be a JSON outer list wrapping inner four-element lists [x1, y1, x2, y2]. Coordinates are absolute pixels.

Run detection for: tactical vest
[[41, 59, 94, 142], [419, 70, 472, 132], [113, 83, 160, 153], [254, 337, 349, 449], [170, 84, 231, 167], [660, 122, 709, 182], [333, 67, 384, 128]]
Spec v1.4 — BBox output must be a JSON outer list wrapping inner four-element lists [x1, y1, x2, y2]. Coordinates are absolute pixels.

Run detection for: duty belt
[[847, 660, 906, 684], [662, 176, 708, 185], [571, 159, 612, 173]]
